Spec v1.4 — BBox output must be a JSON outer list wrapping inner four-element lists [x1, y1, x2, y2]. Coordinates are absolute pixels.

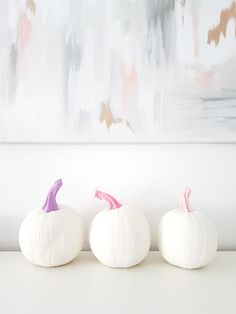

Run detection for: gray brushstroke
[[201, 96, 236, 102], [63, 35, 81, 114], [222, 88, 236, 93], [9, 43, 17, 105], [146, 0, 184, 63]]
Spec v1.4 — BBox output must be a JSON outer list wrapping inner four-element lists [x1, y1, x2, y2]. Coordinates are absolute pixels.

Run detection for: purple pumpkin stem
[[94, 190, 122, 210], [180, 187, 194, 212], [42, 179, 63, 212]]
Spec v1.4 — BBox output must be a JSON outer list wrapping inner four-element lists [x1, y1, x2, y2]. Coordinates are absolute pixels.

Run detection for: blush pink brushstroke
[[17, 13, 32, 50]]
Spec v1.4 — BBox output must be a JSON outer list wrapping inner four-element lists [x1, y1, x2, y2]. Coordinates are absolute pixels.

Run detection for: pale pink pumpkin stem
[[94, 190, 122, 210], [180, 188, 193, 212]]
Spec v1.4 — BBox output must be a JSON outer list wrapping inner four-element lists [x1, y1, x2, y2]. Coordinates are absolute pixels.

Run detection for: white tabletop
[[0, 252, 235, 314]]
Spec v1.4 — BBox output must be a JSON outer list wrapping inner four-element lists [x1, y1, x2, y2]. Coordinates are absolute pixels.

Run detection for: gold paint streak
[[207, 1, 236, 46], [99, 102, 133, 131], [99, 102, 122, 129], [26, 0, 36, 15]]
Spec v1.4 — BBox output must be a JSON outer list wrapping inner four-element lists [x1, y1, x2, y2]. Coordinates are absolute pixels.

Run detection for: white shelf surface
[[0, 252, 235, 314]]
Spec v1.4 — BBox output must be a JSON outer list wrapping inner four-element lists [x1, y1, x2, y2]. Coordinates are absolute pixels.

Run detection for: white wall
[[0, 144, 235, 251]]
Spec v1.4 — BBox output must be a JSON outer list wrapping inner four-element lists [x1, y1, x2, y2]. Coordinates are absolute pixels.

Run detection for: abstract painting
[[0, 0, 236, 142]]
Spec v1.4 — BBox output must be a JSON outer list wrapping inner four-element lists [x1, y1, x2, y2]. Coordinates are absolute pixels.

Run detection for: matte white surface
[[0, 144, 236, 250], [0, 251, 235, 314]]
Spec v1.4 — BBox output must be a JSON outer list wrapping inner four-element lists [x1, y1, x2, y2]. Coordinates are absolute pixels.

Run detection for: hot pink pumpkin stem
[[180, 188, 193, 212], [94, 190, 122, 210], [42, 179, 62, 212]]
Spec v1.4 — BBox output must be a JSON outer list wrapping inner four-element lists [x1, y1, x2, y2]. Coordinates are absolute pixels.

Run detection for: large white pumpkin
[[157, 188, 217, 269], [19, 179, 83, 267], [90, 191, 150, 268]]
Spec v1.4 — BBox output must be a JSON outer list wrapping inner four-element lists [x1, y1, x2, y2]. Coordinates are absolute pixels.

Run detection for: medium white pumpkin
[[19, 179, 83, 267], [89, 191, 151, 268], [157, 188, 217, 269]]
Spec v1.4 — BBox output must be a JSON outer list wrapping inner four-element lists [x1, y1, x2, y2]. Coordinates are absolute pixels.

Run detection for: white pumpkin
[[157, 188, 217, 269], [90, 191, 150, 268], [19, 179, 83, 267]]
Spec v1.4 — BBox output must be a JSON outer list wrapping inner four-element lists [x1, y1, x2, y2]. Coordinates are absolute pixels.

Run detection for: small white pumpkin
[[157, 188, 217, 269], [89, 190, 151, 268], [19, 179, 83, 267]]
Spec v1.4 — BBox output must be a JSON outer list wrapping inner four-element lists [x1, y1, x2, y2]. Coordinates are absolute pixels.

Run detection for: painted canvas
[[0, 0, 236, 142]]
